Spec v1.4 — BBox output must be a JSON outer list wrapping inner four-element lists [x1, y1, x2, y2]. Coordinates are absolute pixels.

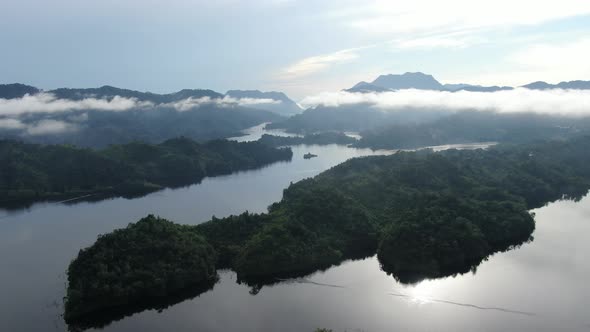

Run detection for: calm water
[[0, 127, 587, 332]]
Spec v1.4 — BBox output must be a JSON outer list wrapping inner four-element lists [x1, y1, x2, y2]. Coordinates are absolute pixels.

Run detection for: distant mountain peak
[[372, 72, 444, 91], [347, 72, 445, 92], [346, 81, 392, 93], [0, 83, 41, 99], [521, 80, 590, 90], [348, 72, 590, 93]]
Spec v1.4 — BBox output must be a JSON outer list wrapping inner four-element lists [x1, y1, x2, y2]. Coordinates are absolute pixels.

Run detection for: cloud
[[300, 88, 590, 116], [453, 37, 590, 87], [166, 96, 281, 111], [26, 120, 78, 135], [280, 48, 360, 78], [0, 93, 281, 115], [230, 97, 281, 106], [0, 93, 151, 116], [0, 118, 26, 130], [393, 30, 487, 50], [342, 1, 590, 35], [509, 38, 590, 76]]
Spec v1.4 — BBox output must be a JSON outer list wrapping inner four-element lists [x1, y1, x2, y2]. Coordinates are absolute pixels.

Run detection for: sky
[[1, 0, 590, 100]]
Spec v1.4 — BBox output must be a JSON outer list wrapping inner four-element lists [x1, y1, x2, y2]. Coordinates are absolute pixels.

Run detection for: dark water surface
[[0, 127, 587, 332]]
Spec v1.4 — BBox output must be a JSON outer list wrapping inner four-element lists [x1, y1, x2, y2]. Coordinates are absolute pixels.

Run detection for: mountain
[[0, 83, 40, 99], [266, 103, 450, 134], [49, 86, 223, 103], [355, 111, 590, 150], [0, 84, 284, 147], [557, 80, 590, 89], [523, 80, 590, 90], [349, 73, 590, 93], [521, 81, 554, 90], [225, 90, 302, 115], [346, 72, 445, 93], [443, 83, 471, 91], [450, 85, 514, 92], [347, 73, 514, 93], [372, 72, 445, 90], [1, 105, 283, 148], [345, 81, 392, 93]]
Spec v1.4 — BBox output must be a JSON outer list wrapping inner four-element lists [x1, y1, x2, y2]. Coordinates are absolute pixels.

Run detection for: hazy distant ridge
[[347, 72, 590, 93], [226, 90, 302, 115]]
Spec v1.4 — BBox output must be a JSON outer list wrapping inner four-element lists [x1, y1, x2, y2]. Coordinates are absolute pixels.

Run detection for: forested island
[[65, 136, 590, 327], [0, 138, 292, 208], [257, 132, 357, 147]]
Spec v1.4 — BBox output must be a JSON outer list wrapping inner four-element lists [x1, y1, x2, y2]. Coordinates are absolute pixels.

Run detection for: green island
[[0, 137, 292, 208], [257, 132, 357, 147], [64, 216, 218, 327], [64, 136, 590, 326]]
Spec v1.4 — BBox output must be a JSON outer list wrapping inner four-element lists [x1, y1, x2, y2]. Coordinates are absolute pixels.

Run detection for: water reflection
[[387, 291, 536, 316], [228, 122, 302, 142], [0, 122, 585, 332], [67, 279, 218, 332], [78, 194, 590, 332]]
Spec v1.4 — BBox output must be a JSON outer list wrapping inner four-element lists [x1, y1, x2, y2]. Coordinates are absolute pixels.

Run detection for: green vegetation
[[356, 111, 590, 150], [257, 132, 356, 147], [267, 106, 590, 149], [304, 152, 318, 159], [65, 215, 217, 323], [65, 136, 590, 326], [0, 138, 292, 208]]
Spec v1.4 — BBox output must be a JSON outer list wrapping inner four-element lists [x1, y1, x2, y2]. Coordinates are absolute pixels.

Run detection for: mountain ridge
[[225, 89, 302, 115], [347, 72, 590, 93]]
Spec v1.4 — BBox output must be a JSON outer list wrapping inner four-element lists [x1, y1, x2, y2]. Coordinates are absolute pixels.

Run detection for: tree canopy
[[65, 136, 590, 327], [0, 137, 292, 208]]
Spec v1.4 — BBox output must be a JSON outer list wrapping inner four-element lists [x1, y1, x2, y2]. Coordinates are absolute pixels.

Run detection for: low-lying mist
[[300, 88, 590, 116]]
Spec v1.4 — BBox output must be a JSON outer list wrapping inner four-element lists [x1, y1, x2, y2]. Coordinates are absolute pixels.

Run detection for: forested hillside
[[65, 136, 590, 325], [0, 138, 292, 207], [356, 111, 590, 149]]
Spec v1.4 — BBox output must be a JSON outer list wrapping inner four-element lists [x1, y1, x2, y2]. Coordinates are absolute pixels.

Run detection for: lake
[[0, 127, 587, 332]]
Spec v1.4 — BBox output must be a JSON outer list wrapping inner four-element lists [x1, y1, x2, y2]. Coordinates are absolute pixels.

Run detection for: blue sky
[[1, 0, 590, 99]]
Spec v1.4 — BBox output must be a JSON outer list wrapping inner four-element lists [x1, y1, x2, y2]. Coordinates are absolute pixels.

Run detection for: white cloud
[[343, 1, 590, 35], [300, 89, 590, 116], [67, 112, 89, 123], [452, 37, 590, 87], [233, 97, 281, 106], [26, 120, 78, 135], [0, 118, 26, 130], [509, 38, 590, 77], [167, 96, 281, 111], [0, 93, 281, 115], [393, 31, 487, 50], [0, 93, 151, 116], [280, 48, 360, 78]]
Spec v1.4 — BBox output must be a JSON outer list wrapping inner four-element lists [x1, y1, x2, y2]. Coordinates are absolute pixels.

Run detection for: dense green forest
[[0, 138, 292, 207], [65, 215, 218, 324], [257, 132, 356, 147], [65, 136, 590, 325]]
